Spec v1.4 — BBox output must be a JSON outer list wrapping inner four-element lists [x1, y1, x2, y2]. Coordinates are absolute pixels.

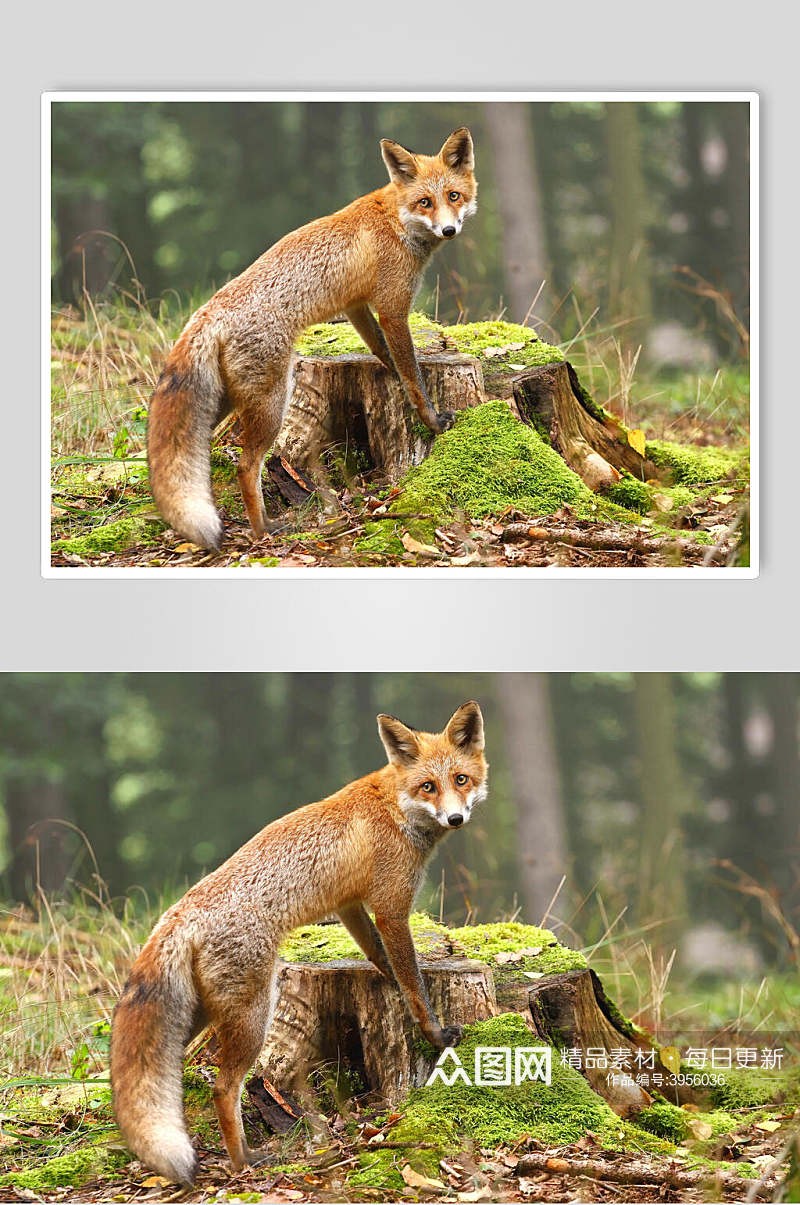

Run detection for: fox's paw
[[440, 1023, 463, 1047], [435, 409, 456, 433]]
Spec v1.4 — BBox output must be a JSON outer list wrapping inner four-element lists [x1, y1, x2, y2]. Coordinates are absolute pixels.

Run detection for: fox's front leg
[[374, 912, 461, 1049], [377, 313, 455, 435], [345, 304, 395, 372], [337, 902, 396, 982]]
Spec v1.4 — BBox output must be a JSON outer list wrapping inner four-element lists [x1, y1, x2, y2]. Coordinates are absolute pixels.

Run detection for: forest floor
[[49, 301, 751, 572], [2, 902, 797, 1203]]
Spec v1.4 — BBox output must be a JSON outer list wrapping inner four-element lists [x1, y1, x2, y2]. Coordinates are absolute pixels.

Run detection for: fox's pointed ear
[[378, 713, 421, 766], [439, 127, 474, 172], [381, 139, 419, 186], [445, 701, 484, 752]]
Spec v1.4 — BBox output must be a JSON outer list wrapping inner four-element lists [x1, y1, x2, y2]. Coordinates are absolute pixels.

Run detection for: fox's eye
[[420, 781, 436, 793], [449, 191, 460, 202], [418, 197, 432, 208], [455, 773, 469, 786]]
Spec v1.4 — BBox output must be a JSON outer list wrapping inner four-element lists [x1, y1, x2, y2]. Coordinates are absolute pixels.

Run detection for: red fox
[[110, 701, 487, 1186], [146, 128, 477, 550]]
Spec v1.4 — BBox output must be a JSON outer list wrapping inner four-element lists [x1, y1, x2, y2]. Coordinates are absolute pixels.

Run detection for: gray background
[[4, 0, 794, 671]]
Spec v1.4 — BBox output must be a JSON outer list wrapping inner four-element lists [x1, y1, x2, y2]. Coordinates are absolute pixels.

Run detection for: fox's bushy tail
[[110, 937, 199, 1187], [147, 322, 226, 550]]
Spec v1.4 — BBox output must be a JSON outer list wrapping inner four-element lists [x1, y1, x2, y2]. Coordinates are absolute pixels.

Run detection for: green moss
[[353, 521, 406, 559], [608, 474, 652, 514], [210, 448, 238, 480], [389, 401, 601, 537], [636, 1100, 690, 1142], [266, 1161, 313, 1176], [448, 921, 587, 980], [442, 320, 563, 372], [635, 1100, 740, 1145], [608, 474, 694, 516], [296, 312, 445, 358], [687, 1154, 758, 1180], [709, 1065, 800, 1110], [0, 1144, 127, 1190], [645, 440, 747, 486], [397, 1013, 627, 1151], [53, 515, 163, 555], [182, 1066, 217, 1141], [279, 912, 450, 963], [294, 313, 565, 371]]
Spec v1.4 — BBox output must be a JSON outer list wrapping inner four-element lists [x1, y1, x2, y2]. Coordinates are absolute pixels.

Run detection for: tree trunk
[[761, 675, 799, 902], [274, 352, 484, 485], [483, 103, 548, 323], [512, 361, 658, 491], [632, 674, 688, 949], [495, 673, 569, 925], [5, 776, 73, 901], [258, 956, 496, 1104], [606, 102, 652, 341]]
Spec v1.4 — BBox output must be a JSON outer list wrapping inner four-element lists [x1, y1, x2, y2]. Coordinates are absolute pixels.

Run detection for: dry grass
[[0, 884, 156, 1080], [51, 290, 182, 461]]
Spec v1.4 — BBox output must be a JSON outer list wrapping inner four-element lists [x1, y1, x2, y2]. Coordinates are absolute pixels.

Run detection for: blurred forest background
[[1, 673, 796, 985], [51, 99, 751, 363]]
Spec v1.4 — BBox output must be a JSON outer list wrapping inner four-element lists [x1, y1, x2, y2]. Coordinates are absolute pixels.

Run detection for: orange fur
[[146, 128, 477, 549], [110, 702, 488, 1185]]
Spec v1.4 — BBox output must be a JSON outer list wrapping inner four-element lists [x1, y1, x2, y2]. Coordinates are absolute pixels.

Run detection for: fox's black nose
[[448, 813, 464, 827], [442, 225, 456, 238]]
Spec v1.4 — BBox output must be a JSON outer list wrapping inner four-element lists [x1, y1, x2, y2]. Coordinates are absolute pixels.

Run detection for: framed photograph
[[2, 672, 795, 1200], [44, 92, 757, 576]]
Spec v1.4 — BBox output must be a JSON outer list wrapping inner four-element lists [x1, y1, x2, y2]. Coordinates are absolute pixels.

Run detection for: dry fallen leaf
[[401, 1163, 446, 1190], [494, 946, 542, 963], [457, 1188, 493, 1202], [483, 342, 526, 358], [401, 532, 439, 557], [711, 493, 734, 504], [756, 1119, 782, 1133], [687, 1118, 713, 1140], [141, 1175, 173, 1188], [86, 461, 130, 485], [651, 493, 675, 513]]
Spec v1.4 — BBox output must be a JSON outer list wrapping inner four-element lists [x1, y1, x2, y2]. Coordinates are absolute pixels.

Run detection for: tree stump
[[512, 361, 659, 491], [526, 968, 695, 1114], [258, 956, 496, 1105], [273, 353, 485, 486]]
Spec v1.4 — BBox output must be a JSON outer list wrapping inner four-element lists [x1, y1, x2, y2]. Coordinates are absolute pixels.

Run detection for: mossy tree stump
[[273, 352, 485, 486], [251, 919, 691, 1122], [258, 955, 496, 1104], [512, 361, 659, 491]]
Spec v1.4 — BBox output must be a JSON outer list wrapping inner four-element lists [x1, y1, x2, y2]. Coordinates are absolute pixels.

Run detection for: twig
[[516, 1152, 778, 1193], [501, 523, 716, 558]]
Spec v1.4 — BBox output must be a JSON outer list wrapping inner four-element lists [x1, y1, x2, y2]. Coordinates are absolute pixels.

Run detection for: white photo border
[[41, 91, 759, 580]]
